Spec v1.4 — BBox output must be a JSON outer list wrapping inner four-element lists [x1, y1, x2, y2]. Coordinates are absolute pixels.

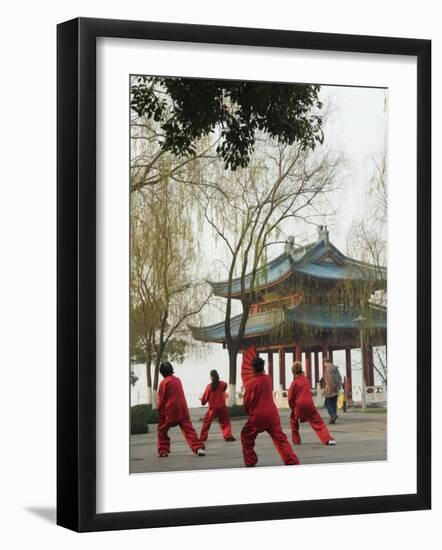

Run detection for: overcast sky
[[131, 84, 388, 407]]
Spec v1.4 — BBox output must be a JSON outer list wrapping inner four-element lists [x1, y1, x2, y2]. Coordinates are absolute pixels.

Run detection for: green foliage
[[226, 404, 247, 417], [130, 404, 160, 434], [131, 419, 148, 434], [161, 338, 187, 365], [130, 370, 139, 387], [131, 76, 323, 170], [130, 303, 188, 365]]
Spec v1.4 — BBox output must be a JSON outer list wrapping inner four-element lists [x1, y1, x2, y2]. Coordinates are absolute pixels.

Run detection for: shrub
[[131, 419, 149, 435], [226, 404, 247, 417], [130, 404, 160, 434], [198, 404, 247, 422]]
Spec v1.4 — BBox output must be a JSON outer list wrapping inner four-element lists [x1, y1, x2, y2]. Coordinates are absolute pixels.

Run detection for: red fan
[[241, 346, 257, 390]]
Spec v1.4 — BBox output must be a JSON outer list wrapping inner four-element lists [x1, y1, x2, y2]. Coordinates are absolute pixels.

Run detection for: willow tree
[[130, 176, 211, 408], [131, 115, 219, 194], [130, 77, 216, 407], [196, 140, 340, 404]]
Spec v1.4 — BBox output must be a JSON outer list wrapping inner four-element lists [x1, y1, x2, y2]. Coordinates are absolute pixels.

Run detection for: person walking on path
[[241, 357, 300, 467], [322, 357, 342, 424], [199, 370, 236, 443], [157, 362, 206, 457], [288, 361, 336, 445]]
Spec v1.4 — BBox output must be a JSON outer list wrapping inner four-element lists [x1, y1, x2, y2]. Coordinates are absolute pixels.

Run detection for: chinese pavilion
[[190, 226, 387, 401]]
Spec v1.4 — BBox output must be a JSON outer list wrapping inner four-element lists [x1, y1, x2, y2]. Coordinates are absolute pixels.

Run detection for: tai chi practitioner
[[157, 362, 206, 457], [241, 357, 300, 467], [288, 361, 336, 446], [200, 370, 236, 442]]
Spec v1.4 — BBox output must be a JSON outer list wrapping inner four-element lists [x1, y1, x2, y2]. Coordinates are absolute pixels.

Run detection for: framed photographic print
[[57, 17, 431, 532]]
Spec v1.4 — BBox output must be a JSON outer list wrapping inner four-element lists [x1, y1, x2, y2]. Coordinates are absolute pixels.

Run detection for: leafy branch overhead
[[131, 77, 324, 170]]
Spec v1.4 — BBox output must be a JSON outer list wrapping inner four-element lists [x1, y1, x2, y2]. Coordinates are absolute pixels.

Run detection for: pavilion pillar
[[361, 344, 374, 386], [278, 349, 286, 390], [314, 351, 320, 387], [361, 342, 370, 387], [322, 337, 329, 359], [321, 338, 329, 379], [367, 345, 375, 386], [295, 343, 302, 361], [305, 351, 312, 387], [267, 352, 274, 390], [329, 349, 334, 362], [345, 348, 353, 403]]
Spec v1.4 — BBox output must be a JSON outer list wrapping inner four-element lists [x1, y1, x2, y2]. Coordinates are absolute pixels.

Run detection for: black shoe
[[329, 415, 338, 424]]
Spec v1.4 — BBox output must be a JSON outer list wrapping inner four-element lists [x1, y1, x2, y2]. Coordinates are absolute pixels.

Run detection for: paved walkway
[[130, 408, 387, 474]]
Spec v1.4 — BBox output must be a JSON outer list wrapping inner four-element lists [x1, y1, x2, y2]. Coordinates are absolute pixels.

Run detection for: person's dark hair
[[251, 356, 265, 373], [159, 362, 174, 377], [210, 369, 220, 391], [293, 361, 303, 376]]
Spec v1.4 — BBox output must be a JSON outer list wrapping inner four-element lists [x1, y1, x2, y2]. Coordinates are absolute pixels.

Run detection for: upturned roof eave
[[190, 302, 387, 343], [189, 313, 287, 342], [206, 239, 386, 296]]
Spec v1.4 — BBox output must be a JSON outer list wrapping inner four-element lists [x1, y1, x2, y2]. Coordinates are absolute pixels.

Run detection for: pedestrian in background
[[322, 357, 342, 424]]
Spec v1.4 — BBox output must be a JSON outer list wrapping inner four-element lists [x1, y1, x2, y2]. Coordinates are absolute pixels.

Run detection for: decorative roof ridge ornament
[[284, 235, 295, 255], [293, 233, 345, 267], [317, 224, 330, 245]]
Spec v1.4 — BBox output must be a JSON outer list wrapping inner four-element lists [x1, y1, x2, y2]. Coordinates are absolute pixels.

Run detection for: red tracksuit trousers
[[241, 419, 300, 467], [290, 410, 332, 445], [157, 418, 202, 454], [200, 407, 233, 441]]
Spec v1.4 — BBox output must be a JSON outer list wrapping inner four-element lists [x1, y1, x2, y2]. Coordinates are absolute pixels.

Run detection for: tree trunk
[[152, 362, 160, 410], [151, 389, 158, 410], [227, 347, 237, 406], [145, 360, 152, 405]]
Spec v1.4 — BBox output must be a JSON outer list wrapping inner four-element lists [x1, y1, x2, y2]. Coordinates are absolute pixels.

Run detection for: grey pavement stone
[[130, 408, 387, 474]]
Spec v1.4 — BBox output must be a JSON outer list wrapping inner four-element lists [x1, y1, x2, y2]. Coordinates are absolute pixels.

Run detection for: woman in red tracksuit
[[241, 357, 300, 467], [199, 370, 235, 442], [288, 361, 336, 446], [157, 362, 206, 457]]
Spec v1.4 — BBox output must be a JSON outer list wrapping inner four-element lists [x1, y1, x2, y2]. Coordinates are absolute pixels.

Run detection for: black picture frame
[[57, 17, 431, 532]]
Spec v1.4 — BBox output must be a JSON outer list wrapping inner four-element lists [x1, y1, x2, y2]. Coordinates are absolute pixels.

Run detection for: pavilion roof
[[189, 309, 285, 343], [189, 302, 386, 343], [286, 304, 387, 330], [208, 226, 387, 298]]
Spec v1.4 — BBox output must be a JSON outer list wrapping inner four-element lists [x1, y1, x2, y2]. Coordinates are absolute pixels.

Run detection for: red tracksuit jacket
[[244, 372, 280, 430], [157, 375, 190, 424], [288, 374, 316, 420], [201, 381, 228, 412]]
